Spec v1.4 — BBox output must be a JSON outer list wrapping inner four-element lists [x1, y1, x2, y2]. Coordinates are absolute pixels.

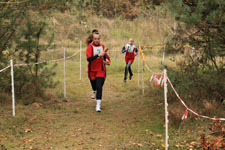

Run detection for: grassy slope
[[0, 10, 222, 150]]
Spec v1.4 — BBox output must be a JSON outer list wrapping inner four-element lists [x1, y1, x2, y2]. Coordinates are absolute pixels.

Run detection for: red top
[[126, 52, 135, 58], [86, 43, 110, 72]]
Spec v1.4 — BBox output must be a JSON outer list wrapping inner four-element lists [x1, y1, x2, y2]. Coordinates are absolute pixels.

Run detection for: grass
[[0, 48, 217, 150], [45, 10, 174, 49]]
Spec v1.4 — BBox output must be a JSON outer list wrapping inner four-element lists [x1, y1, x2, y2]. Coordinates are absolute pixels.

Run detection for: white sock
[[96, 99, 101, 111]]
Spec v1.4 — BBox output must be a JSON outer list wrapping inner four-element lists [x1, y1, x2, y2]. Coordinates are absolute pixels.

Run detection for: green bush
[[167, 66, 225, 103]]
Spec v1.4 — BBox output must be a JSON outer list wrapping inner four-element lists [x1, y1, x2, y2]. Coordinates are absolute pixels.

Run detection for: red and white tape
[[167, 78, 225, 121], [14, 51, 80, 67], [150, 73, 164, 87], [149, 74, 225, 121], [0, 65, 11, 73]]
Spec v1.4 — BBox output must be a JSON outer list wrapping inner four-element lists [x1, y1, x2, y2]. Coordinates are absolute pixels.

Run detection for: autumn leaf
[[156, 134, 163, 138], [187, 130, 192, 134], [25, 129, 32, 133], [200, 122, 225, 150]]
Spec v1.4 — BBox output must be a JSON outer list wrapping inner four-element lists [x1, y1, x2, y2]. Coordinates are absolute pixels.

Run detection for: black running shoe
[[129, 75, 133, 80]]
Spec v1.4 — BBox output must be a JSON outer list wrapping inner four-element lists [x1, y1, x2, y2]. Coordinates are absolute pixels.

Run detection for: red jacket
[[86, 43, 110, 72]]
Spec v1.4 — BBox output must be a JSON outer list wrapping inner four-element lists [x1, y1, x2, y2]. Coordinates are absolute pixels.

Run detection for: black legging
[[90, 77, 105, 99], [124, 62, 133, 80]]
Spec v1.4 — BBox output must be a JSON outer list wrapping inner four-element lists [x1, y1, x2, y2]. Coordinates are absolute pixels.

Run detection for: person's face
[[129, 39, 134, 45], [93, 34, 100, 46]]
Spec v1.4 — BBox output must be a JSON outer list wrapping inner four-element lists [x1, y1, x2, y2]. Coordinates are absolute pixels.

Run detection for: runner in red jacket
[[86, 31, 110, 112], [122, 38, 138, 83]]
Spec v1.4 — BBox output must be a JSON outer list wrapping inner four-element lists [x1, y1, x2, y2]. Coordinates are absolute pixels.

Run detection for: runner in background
[[122, 38, 138, 83]]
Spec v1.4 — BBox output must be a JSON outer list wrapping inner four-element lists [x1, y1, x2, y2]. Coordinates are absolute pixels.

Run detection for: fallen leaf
[[77, 128, 82, 131], [25, 129, 32, 133], [156, 134, 162, 137], [187, 130, 191, 134], [176, 144, 185, 147]]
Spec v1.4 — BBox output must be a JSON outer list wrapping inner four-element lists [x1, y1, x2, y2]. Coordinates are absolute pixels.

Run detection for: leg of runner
[[128, 62, 133, 80], [96, 77, 105, 112], [124, 63, 128, 82], [90, 80, 96, 99]]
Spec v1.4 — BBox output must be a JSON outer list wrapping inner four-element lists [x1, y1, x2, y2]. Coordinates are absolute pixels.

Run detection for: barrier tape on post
[[140, 47, 163, 75], [1, 50, 79, 117], [138, 48, 146, 62], [149, 74, 225, 121], [142, 44, 192, 49], [142, 44, 169, 150], [0, 65, 11, 73], [142, 45, 165, 49], [138, 47, 146, 95], [14, 51, 80, 67], [149, 73, 164, 87], [167, 78, 225, 121]]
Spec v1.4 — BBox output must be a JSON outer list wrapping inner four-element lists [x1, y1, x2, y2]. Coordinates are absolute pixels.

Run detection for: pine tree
[[168, 0, 225, 72], [0, 0, 70, 101], [167, 0, 225, 103], [14, 13, 56, 98]]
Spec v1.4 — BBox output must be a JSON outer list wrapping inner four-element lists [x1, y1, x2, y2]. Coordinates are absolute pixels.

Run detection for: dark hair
[[86, 30, 99, 46], [92, 29, 98, 33]]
